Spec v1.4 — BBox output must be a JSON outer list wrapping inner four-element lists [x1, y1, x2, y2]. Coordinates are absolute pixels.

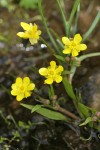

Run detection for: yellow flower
[[11, 77, 35, 101], [62, 34, 87, 57], [17, 22, 41, 45], [39, 61, 64, 84]]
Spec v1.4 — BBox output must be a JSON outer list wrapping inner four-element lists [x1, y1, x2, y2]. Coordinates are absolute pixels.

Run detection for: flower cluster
[[39, 61, 64, 84], [17, 22, 41, 45], [11, 22, 88, 101], [11, 77, 35, 101], [62, 34, 87, 57]]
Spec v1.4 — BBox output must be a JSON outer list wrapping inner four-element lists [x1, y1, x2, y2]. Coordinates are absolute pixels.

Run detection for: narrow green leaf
[[79, 117, 92, 126], [55, 0, 67, 35], [21, 103, 67, 121], [78, 103, 89, 118], [54, 54, 66, 62], [83, 11, 100, 42], [73, 3, 80, 34], [20, 103, 33, 110], [36, 107, 67, 121], [78, 52, 100, 62], [62, 78, 76, 100], [67, 0, 80, 37]]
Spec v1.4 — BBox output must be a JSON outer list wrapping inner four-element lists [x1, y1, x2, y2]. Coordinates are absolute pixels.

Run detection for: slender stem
[[55, 0, 67, 35], [50, 84, 55, 97], [40, 36, 55, 54], [38, 0, 58, 50], [56, 105, 80, 120]]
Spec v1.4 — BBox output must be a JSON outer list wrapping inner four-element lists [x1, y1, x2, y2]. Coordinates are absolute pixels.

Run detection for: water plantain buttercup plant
[[11, 0, 100, 140]]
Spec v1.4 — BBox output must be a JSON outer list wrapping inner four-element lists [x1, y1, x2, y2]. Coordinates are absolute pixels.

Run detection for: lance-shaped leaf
[[21, 103, 68, 121]]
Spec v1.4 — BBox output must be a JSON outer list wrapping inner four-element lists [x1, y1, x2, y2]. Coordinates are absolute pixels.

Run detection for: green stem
[[83, 11, 100, 42], [55, 0, 67, 35], [40, 36, 55, 54], [50, 84, 55, 97], [38, 0, 58, 50]]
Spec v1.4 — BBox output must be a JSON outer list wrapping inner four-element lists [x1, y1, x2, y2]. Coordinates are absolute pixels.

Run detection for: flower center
[[49, 70, 54, 75], [20, 86, 25, 91]]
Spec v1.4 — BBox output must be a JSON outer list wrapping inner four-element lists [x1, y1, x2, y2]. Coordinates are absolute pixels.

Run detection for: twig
[[55, 105, 80, 120]]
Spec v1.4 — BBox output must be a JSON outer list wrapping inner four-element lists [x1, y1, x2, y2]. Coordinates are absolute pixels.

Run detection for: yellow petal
[[37, 30, 41, 36], [50, 61, 56, 69], [63, 48, 71, 54], [16, 93, 24, 101], [55, 75, 62, 83], [57, 66, 64, 72], [25, 92, 31, 98], [11, 83, 17, 90], [79, 44, 87, 51], [17, 32, 28, 39], [72, 50, 79, 57], [21, 22, 30, 30], [55, 66, 64, 75], [62, 37, 70, 45], [39, 68, 48, 76], [27, 83, 35, 90], [23, 77, 30, 85], [32, 23, 38, 31], [29, 38, 38, 45], [44, 78, 53, 84], [74, 34, 82, 44], [11, 90, 18, 96], [16, 77, 22, 85]]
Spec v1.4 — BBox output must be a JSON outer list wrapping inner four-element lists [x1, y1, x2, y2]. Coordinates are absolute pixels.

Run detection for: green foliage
[[78, 103, 90, 118], [62, 78, 77, 101], [21, 103, 68, 121], [54, 54, 66, 62], [79, 117, 93, 126], [20, 0, 38, 10]]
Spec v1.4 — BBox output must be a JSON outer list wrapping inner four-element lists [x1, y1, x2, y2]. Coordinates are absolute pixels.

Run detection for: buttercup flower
[[11, 77, 35, 101], [17, 22, 41, 45], [62, 34, 87, 57], [39, 61, 64, 84]]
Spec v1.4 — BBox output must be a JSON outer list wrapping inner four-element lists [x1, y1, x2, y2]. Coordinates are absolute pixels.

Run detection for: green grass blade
[[73, 4, 80, 34], [78, 52, 100, 61], [55, 0, 67, 35], [83, 11, 100, 42], [67, 0, 80, 37]]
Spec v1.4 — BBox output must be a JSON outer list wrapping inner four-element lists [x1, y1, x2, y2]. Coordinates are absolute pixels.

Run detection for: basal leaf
[[36, 107, 68, 121], [20, 103, 33, 110], [63, 78, 76, 100], [21, 103, 67, 121]]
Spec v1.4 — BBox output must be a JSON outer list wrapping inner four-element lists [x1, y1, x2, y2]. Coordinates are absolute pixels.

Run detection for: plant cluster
[[10, 0, 100, 140]]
